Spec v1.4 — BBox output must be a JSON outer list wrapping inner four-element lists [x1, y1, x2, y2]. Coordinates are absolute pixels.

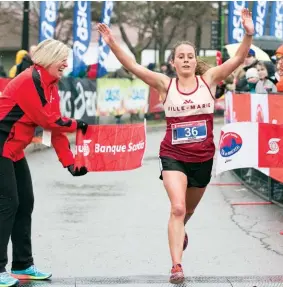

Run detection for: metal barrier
[[232, 168, 283, 206]]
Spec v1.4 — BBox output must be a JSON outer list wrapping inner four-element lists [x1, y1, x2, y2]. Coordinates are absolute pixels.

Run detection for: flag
[[252, 1, 269, 37], [72, 1, 91, 77], [74, 121, 146, 171], [97, 1, 114, 78], [227, 1, 248, 44], [39, 1, 59, 42], [269, 1, 283, 39], [216, 122, 283, 181]]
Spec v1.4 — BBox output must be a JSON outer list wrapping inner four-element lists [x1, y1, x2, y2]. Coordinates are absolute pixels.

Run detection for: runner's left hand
[[241, 8, 254, 36]]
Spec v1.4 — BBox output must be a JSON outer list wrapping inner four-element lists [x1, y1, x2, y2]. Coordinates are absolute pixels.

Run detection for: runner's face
[[172, 44, 196, 76], [47, 59, 68, 79]]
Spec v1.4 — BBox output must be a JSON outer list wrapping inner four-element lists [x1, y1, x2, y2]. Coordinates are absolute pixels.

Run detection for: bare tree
[[152, 2, 188, 64], [184, 2, 215, 54], [114, 2, 154, 64], [0, 2, 24, 40], [54, 1, 102, 45], [0, 1, 92, 46], [114, 1, 187, 64], [113, 1, 216, 65]]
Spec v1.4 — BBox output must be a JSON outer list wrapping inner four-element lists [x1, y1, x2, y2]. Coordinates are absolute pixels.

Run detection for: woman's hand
[[242, 8, 254, 36], [97, 23, 115, 46]]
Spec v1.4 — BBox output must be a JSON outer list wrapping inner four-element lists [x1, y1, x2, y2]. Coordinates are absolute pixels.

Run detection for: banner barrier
[[225, 92, 283, 183], [0, 78, 224, 118], [96, 78, 130, 116], [58, 78, 97, 123], [216, 122, 283, 177], [74, 120, 146, 171], [225, 92, 283, 205]]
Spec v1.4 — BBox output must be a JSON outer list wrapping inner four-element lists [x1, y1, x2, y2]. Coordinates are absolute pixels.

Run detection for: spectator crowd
[[1, 44, 283, 99], [218, 44, 283, 96]]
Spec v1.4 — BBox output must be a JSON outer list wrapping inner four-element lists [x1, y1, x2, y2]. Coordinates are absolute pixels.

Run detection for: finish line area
[[17, 275, 283, 286], [13, 123, 283, 287]]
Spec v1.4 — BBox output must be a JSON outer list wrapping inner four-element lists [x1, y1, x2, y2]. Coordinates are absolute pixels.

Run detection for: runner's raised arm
[[97, 23, 170, 100]]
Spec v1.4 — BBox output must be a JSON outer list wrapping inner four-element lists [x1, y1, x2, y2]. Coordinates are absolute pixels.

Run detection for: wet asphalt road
[[7, 120, 283, 286]]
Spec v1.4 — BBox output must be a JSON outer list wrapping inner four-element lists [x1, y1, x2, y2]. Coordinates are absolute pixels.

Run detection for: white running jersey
[[163, 76, 215, 117], [159, 76, 216, 163]]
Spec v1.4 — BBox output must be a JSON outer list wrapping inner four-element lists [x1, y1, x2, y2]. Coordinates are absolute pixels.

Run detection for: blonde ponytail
[[195, 58, 211, 75]]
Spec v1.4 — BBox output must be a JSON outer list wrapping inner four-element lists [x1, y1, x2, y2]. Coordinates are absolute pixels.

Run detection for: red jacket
[[0, 65, 77, 167]]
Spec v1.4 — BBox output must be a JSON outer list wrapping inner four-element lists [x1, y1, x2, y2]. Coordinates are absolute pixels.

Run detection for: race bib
[[172, 120, 207, 145]]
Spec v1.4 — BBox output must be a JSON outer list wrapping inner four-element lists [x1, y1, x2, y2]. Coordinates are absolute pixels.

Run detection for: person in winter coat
[[8, 50, 28, 78], [0, 39, 88, 287], [255, 61, 277, 93]]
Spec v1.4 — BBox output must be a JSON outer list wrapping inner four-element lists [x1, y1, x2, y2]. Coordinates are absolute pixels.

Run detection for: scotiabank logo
[[75, 139, 92, 156], [267, 138, 280, 155]]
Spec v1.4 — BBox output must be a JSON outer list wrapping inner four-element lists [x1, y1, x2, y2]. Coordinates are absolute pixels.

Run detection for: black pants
[[0, 156, 34, 272]]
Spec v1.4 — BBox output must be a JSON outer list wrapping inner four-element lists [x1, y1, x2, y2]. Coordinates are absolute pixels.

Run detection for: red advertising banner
[[258, 124, 283, 168], [74, 122, 146, 171], [0, 78, 11, 94], [268, 95, 283, 124], [232, 93, 251, 122]]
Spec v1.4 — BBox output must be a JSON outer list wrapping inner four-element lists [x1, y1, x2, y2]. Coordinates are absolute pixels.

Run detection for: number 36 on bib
[[171, 120, 207, 145]]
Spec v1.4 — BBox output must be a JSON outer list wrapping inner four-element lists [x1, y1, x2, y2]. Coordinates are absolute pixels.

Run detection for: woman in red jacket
[[0, 39, 88, 286]]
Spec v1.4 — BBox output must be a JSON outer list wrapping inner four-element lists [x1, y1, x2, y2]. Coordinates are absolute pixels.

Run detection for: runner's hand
[[97, 23, 115, 46], [67, 165, 88, 176], [241, 8, 254, 36], [76, 120, 88, 135]]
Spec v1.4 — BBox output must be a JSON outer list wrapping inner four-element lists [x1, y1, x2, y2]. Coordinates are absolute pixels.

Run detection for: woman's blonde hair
[[31, 39, 69, 68], [170, 41, 211, 76]]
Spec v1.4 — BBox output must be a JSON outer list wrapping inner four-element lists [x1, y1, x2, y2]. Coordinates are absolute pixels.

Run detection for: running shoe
[[0, 272, 19, 287], [11, 265, 52, 280], [183, 232, 188, 251], [169, 263, 185, 284]]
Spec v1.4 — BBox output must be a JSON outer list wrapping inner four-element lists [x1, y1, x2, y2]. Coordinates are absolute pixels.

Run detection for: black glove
[[67, 164, 88, 177], [76, 120, 88, 135]]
